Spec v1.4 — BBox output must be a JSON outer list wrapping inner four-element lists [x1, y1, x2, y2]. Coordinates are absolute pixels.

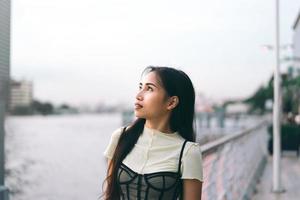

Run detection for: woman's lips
[[134, 103, 143, 109]]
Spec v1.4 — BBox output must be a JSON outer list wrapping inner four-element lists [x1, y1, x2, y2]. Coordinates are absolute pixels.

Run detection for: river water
[[4, 113, 260, 200], [5, 113, 121, 200]]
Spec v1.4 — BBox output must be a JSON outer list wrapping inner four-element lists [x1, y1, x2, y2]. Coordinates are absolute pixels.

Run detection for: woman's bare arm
[[107, 158, 112, 175], [183, 179, 202, 200]]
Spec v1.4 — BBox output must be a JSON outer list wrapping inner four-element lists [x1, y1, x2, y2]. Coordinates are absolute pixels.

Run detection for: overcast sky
[[11, 0, 300, 107]]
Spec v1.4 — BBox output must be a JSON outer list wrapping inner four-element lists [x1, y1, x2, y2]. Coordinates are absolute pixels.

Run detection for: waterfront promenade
[[200, 119, 269, 200], [199, 116, 300, 200], [252, 153, 300, 200]]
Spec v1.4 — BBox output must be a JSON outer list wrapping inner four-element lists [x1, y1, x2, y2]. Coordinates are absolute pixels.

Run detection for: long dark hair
[[101, 66, 196, 200]]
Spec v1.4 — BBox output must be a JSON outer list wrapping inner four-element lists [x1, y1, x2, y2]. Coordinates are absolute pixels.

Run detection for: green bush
[[268, 124, 300, 156]]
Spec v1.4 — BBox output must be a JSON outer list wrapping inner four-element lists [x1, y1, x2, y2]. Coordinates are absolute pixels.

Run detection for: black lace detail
[[117, 127, 188, 200]]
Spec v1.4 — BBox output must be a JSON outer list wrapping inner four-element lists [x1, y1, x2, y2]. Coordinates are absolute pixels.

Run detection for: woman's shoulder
[[111, 126, 125, 135], [111, 125, 131, 138], [103, 126, 129, 159], [185, 140, 200, 146], [180, 140, 203, 182], [183, 141, 201, 158]]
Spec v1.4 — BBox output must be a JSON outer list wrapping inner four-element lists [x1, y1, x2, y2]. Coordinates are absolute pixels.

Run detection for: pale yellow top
[[103, 126, 203, 182]]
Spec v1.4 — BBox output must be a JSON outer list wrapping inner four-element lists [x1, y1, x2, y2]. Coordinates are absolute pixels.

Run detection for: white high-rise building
[[293, 10, 300, 74], [9, 80, 33, 111]]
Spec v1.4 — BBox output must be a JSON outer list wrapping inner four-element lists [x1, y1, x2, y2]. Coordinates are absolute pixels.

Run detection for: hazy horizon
[[11, 0, 300, 107]]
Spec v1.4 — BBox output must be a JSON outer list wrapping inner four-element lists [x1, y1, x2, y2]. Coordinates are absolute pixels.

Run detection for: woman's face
[[134, 71, 169, 119]]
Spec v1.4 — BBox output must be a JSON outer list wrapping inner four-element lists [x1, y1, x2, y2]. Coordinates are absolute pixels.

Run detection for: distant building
[[9, 79, 33, 111], [195, 93, 214, 113], [293, 10, 300, 115], [293, 9, 300, 74], [226, 102, 250, 115]]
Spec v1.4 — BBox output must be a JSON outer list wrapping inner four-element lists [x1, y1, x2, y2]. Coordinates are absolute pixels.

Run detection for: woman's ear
[[167, 96, 179, 110]]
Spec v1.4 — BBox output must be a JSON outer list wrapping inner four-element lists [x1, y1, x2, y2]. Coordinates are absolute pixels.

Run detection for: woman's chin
[[134, 113, 141, 118], [134, 111, 144, 118]]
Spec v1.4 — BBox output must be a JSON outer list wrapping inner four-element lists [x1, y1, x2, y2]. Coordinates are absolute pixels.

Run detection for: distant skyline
[[11, 0, 300, 107]]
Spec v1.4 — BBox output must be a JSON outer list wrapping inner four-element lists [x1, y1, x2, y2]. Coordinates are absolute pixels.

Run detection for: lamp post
[[261, 44, 299, 193], [272, 0, 284, 193]]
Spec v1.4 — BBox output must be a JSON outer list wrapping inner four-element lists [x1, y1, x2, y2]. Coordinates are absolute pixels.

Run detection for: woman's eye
[[138, 86, 153, 91]]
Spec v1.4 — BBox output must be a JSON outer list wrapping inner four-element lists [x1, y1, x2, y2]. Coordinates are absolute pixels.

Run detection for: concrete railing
[[200, 120, 269, 200], [0, 186, 9, 200]]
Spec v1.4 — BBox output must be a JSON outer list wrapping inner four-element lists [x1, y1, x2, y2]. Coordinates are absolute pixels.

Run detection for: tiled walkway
[[252, 153, 300, 200]]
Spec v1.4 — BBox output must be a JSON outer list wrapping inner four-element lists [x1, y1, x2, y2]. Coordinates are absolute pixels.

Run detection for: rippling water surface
[[5, 113, 121, 200]]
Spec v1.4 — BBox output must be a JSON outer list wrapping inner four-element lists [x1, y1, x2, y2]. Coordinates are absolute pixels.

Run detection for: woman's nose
[[136, 91, 143, 101]]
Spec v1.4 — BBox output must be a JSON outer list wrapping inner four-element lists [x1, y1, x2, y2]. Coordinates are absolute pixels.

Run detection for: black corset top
[[117, 139, 188, 200]]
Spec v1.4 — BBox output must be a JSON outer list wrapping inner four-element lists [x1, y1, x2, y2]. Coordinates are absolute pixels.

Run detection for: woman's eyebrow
[[139, 82, 158, 88]]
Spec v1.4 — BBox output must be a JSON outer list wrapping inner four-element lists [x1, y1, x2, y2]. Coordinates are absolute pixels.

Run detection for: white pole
[[272, 0, 283, 192]]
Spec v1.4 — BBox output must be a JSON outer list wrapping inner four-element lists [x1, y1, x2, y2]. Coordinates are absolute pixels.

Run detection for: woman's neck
[[145, 117, 173, 134]]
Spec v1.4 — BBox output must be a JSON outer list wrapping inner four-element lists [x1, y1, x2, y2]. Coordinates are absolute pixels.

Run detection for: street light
[[273, 0, 284, 193], [262, 39, 299, 193], [262, 1, 292, 191], [261, 44, 294, 51]]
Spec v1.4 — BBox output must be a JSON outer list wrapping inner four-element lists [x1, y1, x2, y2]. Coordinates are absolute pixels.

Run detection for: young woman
[[101, 66, 203, 200]]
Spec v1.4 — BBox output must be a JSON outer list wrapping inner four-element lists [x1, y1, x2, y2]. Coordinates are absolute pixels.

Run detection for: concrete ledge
[[0, 185, 9, 200], [241, 155, 267, 200]]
